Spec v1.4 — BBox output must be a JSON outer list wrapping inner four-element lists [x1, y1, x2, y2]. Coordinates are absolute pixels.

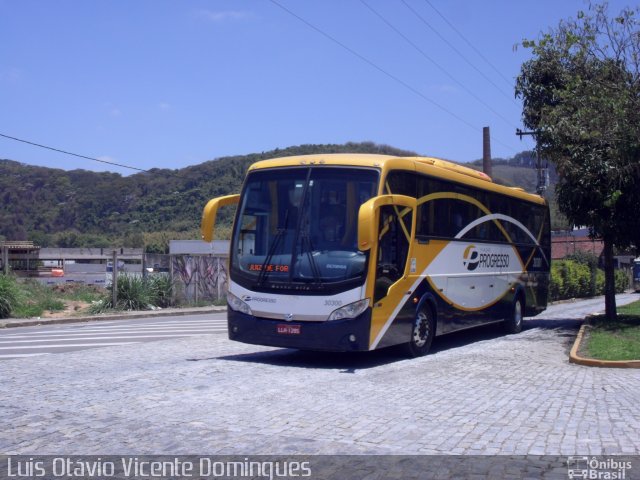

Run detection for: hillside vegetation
[[0, 142, 560, 252]]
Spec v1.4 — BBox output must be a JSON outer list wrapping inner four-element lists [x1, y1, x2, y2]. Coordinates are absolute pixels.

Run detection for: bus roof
[[247, 153, 547, 205]]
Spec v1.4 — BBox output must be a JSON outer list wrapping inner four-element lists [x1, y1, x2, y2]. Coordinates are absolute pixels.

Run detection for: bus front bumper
[[227, 308, 372, 352]]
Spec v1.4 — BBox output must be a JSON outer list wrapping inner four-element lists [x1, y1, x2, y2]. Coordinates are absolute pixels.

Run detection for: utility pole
[[516, 128, 548, 195], [482, 127, 492, 178], [1, 244, 8, 275], [112, 250, 118, 308]]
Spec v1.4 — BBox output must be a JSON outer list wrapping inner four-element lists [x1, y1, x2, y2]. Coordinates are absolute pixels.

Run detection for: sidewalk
[[0, 305, 227, 329]]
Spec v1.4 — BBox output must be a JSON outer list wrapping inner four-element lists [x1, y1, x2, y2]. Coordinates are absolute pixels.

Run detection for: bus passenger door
[[370, 200, 417, 348], [358, 194, 417, 348], [374, 205, 412, 303]]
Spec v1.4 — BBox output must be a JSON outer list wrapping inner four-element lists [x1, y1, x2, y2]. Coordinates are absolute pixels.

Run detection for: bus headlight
[[328, 299, 370, 321], [227, 291, 252, 315]]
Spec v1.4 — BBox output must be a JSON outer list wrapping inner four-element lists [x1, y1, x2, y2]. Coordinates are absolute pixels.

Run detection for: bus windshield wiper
[[257, 209, 289, 286], [299, 232, 323, 286]]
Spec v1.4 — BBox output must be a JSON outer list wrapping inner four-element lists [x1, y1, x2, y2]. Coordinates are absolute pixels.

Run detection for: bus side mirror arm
[[357, 194, 417, 251], [201, 194, 240, 242]]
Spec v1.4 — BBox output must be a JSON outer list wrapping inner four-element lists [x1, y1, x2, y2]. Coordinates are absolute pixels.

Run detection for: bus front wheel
[[504, 296, 524, 334], [404, 307, 435, 357]]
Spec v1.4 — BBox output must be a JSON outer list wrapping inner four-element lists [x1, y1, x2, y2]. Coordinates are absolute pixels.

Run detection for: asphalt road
[[0, 313, 227, 360]]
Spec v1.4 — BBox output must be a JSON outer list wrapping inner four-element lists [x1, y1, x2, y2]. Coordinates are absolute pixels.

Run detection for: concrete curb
[[569, 323, 640, 368], [0, 306, 227, 329]]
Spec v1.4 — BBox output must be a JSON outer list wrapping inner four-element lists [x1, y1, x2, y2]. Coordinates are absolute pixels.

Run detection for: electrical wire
[[268, 0, 477, 131], [423, 0, 515, 89], [0, 132, 150, 173], [268, 0, 519, 153], [360, 0, 518, 131], [402, 0, 516, 103], [0, 132, 209, 190]]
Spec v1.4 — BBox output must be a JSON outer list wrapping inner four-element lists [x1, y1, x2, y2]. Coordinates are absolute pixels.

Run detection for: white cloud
[[159, 102, 171, 111], [0, 67, 22, 84], [103, 102, 122, 118], [195, 9, 251, 22]]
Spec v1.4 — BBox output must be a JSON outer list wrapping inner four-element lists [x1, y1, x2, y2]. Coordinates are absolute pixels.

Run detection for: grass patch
[[585, 301, 640, 361], [0, 276, 104, 318], [10, 279, 66, 318], [618, 301, 640, 316], [51, 283, 103, 303]]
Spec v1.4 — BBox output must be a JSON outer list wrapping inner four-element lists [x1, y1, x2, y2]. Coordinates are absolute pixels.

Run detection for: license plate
[[277, 324, 301, 335]]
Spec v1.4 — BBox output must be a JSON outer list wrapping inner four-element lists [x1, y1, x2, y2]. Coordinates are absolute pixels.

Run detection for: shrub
[[94, 274, 174, 312], [147, 274, 173, 308], [550, 257, 630, 301], [88, 299, 109, 314], [111, 274, 152, 311], [0, 275, 20, 319], [550, 262, 564, 300], [615, 269, 629, 293], [553, 260, 591, 300]]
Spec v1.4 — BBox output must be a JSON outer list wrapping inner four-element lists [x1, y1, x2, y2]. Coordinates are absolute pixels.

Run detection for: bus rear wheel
[[504, 296, 524, 334], [404, 307, 435, 357]]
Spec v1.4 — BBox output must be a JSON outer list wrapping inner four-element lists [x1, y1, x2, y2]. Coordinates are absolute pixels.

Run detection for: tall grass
[[0, 274, 20, 318], [0, 276, 66, 318], [147, 274, 173, 308], [90, 274, 173, 313]]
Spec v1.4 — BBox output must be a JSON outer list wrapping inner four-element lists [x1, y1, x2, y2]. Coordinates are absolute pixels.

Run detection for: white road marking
[[0, 353, 51, 358], [0, 317, 228, 359], [1, 328, 225, 339], [0, 342, 139, 350], [0, 334, 223, 344]]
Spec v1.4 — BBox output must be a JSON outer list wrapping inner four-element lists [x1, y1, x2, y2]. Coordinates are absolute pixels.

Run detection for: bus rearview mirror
[[201, 194, 240, 242]]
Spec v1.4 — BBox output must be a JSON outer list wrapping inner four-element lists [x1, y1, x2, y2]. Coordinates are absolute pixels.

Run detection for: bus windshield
[[230, 167, 379, 290]]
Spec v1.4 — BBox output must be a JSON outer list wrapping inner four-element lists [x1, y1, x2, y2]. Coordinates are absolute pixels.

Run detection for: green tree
[[516, 2, 640, 320]]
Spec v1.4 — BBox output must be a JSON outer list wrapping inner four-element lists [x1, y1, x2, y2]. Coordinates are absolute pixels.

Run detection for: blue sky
[[0, 0, 633, 175]]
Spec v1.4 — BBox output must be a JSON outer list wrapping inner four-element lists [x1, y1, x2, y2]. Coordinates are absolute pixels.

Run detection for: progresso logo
[[463, 245, 480, 271], [463, 245, 510, 271], [242, 295, 276, 304]]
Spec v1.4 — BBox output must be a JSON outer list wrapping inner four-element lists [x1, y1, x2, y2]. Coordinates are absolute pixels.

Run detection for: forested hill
[[0, 142, 559, 252], [0, 142, 418, 252]]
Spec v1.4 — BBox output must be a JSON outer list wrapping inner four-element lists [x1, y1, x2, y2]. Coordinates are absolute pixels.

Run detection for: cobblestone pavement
[[1, 294, 638, 456]]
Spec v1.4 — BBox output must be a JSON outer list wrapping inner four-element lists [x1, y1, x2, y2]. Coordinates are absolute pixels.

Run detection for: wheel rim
[[412, 311, 430, 347], [514, 300, 522, 327]]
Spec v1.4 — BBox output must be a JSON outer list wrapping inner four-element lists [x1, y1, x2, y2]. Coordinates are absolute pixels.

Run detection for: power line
[[267, 0, 476, 131], [0, 132, 208, 189], [268, 0, 519, 154], [0, 132, 150, 173], [401, 0, 516, 103], [423, 0, 515, 89], [360, 0, 518, 131]]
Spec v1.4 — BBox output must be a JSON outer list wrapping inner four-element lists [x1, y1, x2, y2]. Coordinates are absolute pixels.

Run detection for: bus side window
[[385, 171, 416, 197]]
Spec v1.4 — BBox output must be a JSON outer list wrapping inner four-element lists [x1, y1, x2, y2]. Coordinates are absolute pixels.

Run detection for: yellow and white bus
[[201, 153, 550, 356]]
